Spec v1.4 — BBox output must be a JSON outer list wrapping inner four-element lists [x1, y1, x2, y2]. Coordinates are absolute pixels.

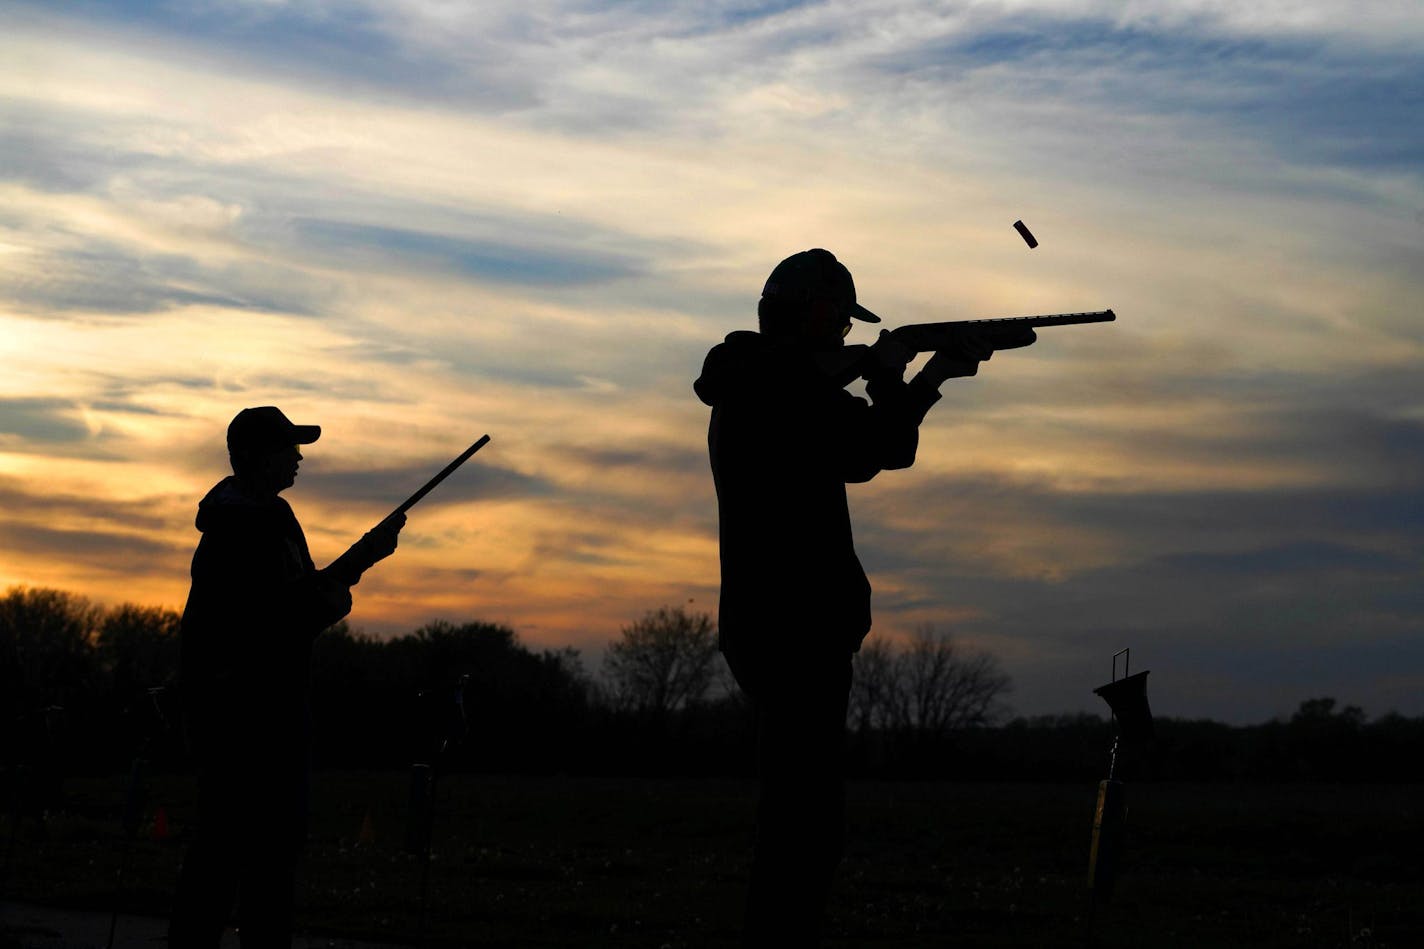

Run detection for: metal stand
[[408, 675, 468, 948], [1084, 650, 1153, 947]]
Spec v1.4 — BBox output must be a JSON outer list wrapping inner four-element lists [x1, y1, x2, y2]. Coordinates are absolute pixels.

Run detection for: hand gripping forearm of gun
[[324, 434, 491, 586], [841, 309, 1116, 389], [326, 511, 408, 587]]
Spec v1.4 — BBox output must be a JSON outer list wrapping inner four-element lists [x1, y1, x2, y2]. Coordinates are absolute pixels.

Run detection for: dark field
[[4, 774, 1422, 947]]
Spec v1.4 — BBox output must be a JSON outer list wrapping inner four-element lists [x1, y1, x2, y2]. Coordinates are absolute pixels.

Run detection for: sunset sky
[[3, 0, 1421, 722]]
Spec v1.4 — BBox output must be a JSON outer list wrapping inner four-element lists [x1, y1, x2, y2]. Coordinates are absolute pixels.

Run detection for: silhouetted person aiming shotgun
[[694, 249, 1040, 946], [169, 407, 407, 948]]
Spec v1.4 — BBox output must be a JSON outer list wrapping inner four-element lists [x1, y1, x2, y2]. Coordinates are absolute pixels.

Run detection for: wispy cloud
[[301, 455, 554, 512], [1, 0, 1421, 721], [0, 399, 91, 445], [286, 218, 641, 287]]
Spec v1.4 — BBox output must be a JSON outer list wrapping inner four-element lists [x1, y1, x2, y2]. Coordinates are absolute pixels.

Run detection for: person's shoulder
[[696, 331, 775, 406], [195, 477, 289, 535]]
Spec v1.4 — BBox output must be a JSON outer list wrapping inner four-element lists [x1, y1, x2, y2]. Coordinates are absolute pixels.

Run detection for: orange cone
[[152, 806, 170, 841], [358, 809, 375, 846]]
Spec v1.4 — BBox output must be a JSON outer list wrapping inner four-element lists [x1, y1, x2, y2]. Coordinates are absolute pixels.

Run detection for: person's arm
[[195, 512, 353, 642], [325, 512, 406, 586], [837, 327, 1036, 479], [826, 333, 944, 481], [910, 331, 1001, 388]]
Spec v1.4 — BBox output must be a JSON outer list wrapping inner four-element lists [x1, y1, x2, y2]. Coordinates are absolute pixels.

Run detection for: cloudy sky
[[3, 0, 1421, 722]]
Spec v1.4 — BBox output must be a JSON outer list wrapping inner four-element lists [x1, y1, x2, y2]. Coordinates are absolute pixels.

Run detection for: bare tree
[[603, 605, 720, 715], [894, 626, 1011, 734], [854, 626, 1011, 735], [848, 638, 897, 733]]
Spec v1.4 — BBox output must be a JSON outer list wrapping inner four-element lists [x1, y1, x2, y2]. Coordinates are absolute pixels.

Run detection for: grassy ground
[[3, 773, 1421, 947]]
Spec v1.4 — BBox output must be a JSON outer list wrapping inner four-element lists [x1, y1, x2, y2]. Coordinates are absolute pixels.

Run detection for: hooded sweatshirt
[[694, 331, 940, 663], [178, 476, 350, 744]]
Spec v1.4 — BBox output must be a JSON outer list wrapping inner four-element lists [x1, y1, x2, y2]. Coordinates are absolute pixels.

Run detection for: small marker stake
[[1013, 219, 1039, 248], [358, 809, 376, 846]]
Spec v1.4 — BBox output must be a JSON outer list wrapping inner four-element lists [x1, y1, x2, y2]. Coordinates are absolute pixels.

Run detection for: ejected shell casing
[[1013, 219, 1039, 248]]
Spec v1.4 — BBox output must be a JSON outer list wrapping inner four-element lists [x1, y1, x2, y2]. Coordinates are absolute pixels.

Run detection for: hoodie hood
[[195, 476, 287, 533], [694, 331, 777, 407]]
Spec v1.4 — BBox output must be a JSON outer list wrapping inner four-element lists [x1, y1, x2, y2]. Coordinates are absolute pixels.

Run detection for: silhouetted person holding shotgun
[[694, 249, 1035, 946], [170, 406, 404, 948]]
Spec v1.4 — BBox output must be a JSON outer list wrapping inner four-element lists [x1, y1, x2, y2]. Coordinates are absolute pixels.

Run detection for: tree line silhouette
[[4, 585, 1423, 785]]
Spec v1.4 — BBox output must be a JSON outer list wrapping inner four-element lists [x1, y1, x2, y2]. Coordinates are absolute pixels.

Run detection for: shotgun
[[329, 435, 491, 585], [819, 309, 1116, 384]]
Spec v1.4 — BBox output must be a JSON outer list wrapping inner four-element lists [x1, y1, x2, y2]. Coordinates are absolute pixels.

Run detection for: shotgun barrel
[[389, 434, 491, 519], [889, 309, 1116, 353]]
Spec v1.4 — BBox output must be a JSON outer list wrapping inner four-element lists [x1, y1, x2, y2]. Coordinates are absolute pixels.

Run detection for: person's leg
[[235, 856, 297, 949], [236, 763, 308, 949], [169, 768, 240, 948], [743, 651, 851, 947]]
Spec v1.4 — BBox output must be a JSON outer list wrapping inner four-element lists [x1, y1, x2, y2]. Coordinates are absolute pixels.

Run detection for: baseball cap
[[760, 248, 881, 323], [227, 406, 321, 454]]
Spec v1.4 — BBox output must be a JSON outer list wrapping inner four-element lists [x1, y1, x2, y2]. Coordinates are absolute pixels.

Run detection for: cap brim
[[292, 424, 321, 444], [850, 302, 881, 323]]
